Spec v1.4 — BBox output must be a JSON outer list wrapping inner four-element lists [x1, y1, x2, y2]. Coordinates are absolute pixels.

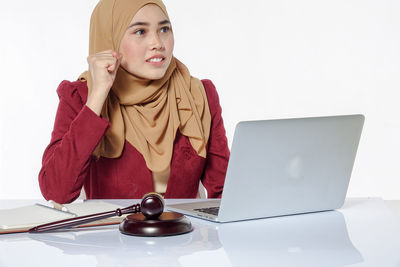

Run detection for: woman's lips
[[146, 56, 165, 67]]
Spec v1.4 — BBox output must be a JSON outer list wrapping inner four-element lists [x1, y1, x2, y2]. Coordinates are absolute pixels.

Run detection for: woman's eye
[[160, 26, 170, 33], [134, 29, 145, 35]]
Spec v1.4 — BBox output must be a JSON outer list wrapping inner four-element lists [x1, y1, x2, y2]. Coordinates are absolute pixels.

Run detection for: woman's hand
[[86, 50, 122, 115]]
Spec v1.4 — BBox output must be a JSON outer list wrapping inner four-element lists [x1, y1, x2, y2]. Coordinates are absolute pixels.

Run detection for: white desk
[[0, 198, 399, 267]]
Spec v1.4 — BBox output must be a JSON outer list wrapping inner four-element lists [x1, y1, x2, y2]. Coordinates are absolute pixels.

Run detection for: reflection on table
[[0, 198, 399, 267]]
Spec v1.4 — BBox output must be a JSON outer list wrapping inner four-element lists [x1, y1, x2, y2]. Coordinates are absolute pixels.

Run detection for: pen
[[49, 200, 70, 213], [35, 202, 77, 217]]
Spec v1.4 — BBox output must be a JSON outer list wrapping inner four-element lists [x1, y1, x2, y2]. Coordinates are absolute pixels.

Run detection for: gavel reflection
[[29, 193, 192, 236]]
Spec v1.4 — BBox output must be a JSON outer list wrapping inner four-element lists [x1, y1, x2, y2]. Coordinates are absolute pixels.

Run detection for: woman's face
[[119, 4, 174, 80]]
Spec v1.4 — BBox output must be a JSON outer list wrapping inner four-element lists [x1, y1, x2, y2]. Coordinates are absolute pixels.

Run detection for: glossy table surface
[[0, 198, 399, 267]]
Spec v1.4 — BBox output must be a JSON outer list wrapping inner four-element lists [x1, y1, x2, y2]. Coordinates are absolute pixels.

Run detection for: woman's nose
[[149, 33, 163, 50]]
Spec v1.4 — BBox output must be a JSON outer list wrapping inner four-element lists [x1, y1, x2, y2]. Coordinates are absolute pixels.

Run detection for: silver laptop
[[167, 114, 364, 222]]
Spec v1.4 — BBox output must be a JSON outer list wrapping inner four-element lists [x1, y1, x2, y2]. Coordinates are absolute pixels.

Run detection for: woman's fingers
[[107, 53, 122, 73], [87, 51, 122, 74]]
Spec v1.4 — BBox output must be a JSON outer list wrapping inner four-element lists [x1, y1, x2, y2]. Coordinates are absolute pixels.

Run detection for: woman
[[39, 0, 229, 204]]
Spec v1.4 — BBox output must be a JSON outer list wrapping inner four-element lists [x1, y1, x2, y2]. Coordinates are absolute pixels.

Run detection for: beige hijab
[[79, 0, 211, 172]]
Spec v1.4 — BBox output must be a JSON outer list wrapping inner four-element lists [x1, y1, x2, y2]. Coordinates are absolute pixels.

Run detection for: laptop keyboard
[[194, 206, 220, 216]]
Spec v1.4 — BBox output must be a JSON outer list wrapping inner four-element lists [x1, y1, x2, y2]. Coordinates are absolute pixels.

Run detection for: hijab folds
[[79, 0, 211, 172]]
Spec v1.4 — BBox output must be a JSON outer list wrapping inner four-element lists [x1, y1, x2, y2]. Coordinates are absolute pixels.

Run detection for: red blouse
[[39, 79, 230, 204]]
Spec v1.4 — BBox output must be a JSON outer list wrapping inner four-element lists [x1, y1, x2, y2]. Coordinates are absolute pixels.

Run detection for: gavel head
[[140, 192, 165, 220]]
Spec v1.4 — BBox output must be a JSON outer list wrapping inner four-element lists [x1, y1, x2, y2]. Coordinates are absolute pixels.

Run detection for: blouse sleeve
[[38, 80, 110, 203], [201, 79, 230, 198]]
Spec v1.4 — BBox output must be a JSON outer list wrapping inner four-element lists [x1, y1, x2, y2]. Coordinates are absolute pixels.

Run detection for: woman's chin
[[140, 70, 167, 80], [125, 67, 166, 80]]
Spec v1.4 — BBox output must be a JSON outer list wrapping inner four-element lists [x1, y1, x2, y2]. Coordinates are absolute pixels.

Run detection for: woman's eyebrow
[[159, 20, 170, 25], [128, 20, 171, 28]]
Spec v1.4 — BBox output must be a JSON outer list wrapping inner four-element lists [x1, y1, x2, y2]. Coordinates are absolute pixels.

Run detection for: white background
[[0, 0, 399, 199]]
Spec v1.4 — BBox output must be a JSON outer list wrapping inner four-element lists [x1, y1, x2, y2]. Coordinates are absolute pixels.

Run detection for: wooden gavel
[[29, 193, 165, 233]]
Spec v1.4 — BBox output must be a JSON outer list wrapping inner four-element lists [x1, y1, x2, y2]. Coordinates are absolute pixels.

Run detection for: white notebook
[[0, 201, 125, 234]]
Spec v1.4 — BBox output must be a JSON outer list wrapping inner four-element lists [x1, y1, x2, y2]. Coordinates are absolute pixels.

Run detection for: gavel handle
[[29, 203, 141, 233]]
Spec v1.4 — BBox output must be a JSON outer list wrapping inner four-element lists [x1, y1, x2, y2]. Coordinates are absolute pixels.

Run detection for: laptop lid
[[217, 114, 364, 222]]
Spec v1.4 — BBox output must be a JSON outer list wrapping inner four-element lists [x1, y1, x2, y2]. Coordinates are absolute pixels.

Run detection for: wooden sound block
[[119, 212, 193, 237]]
